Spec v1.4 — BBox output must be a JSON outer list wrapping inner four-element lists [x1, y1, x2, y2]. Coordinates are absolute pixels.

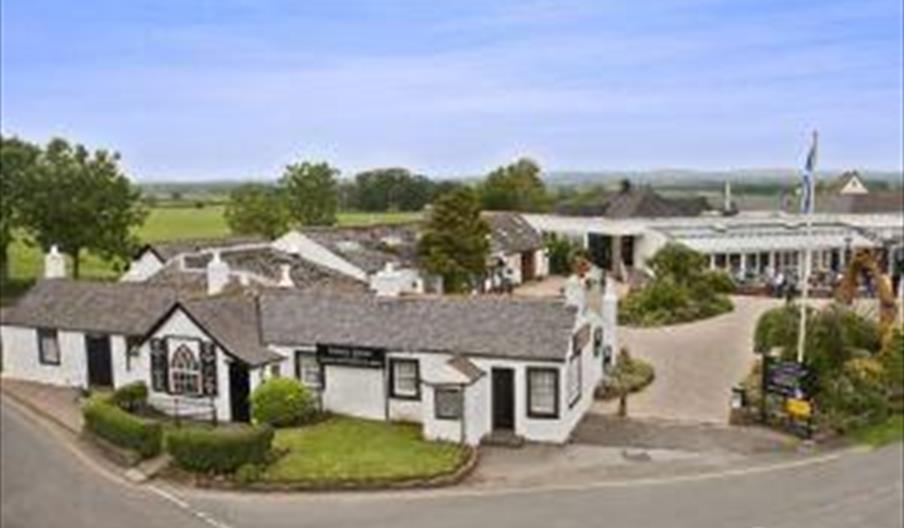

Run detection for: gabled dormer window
[[170, 345, 201, 396]]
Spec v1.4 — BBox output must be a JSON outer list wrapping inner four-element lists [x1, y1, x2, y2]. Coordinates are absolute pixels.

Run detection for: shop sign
[[318, 345, 385, 368]]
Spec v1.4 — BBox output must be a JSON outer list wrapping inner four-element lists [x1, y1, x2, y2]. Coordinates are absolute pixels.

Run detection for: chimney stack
[[44, 245, 66, 279], [278, 263, 294, 288], [206, 251, 230, 295], [563, 275, 586, 310]]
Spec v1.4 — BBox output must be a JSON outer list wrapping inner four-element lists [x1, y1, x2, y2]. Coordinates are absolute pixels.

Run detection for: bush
[[108, 381, 148, 413], [700, 270, 736, 294], [597, 348, 655, 399], [235, 463, 263, 485], [819, 357, 890, 433], [250, 377, 316, 427], [166, 425, 274, 473], [82, 398, 162, 458]]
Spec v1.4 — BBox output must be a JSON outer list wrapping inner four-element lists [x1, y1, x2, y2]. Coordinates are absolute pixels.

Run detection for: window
[[170, 345, 201, 396], [567, 354, 582, 407], [38, 328, 60, 365], [390, 359, 420, 399], [434, 387, 462, 420], [270, 363, 281, 378], [295, 352, 322, 388], [527, 367, 559, 418], [593, 327, 603, 358], [125, 336, 142, 372]]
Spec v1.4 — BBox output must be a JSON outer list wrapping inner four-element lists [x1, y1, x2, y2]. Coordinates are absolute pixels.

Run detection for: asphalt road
[[2, 400, 902, 528]]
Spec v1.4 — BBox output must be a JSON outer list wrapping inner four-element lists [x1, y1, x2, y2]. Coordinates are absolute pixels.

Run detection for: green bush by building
[[166, 424, 274, 473], [250, 377, 317, 427], [82, 397, 162, 459]]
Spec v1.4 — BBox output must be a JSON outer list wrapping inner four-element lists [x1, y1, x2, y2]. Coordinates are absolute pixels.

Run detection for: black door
[[85, 334, 113, 387], [229, 362, 251, 422], [491, 368, 515, 431]]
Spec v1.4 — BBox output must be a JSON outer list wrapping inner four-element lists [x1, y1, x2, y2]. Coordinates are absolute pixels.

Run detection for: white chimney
[[206, 251, 230, 295], [563, 275, 586, 309], [724, 180, 733, 212], [44, 245, 66, 279], [278, 264, 294, 288]]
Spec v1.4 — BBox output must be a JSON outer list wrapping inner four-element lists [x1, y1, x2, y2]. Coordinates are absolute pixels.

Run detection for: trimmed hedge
[[166, 424, 274, 473], [108, 381, 149, 413], [82, 398, 162, 458]]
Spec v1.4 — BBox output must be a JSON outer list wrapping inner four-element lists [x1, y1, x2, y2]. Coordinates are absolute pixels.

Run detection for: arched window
[[170, 345, 201, 395]]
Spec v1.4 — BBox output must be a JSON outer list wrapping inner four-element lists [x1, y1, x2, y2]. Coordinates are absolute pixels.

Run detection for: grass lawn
[[849, 414, 904, 447], [263, 416, 467, 483], [2, 206, 422, 304]]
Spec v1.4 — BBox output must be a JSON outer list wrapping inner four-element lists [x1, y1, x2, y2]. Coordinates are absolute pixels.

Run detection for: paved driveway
[[595, 296, 786, 424]]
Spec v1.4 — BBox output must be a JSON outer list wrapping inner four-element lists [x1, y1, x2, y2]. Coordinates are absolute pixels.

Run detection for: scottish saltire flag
[[800, 131, 818, 214]]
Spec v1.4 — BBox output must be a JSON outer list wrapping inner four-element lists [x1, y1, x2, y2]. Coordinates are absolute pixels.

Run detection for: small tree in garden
[[250, 377, 316, 427], [280, 161, 339, 226]]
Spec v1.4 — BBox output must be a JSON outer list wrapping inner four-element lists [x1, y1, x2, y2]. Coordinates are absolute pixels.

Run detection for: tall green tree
[[480, 157, 550, 212], [352, 167, 434, 212], [18, 138, 147, 278], [417, 187, 489, 293], [224, 183, 289, 239], [0, 135, 41, 282], [281, 161, 339, 226]]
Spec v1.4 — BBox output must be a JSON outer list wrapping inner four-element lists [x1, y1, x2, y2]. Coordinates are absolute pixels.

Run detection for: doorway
[[491, 368, 515, 431], [85, 334, 113, 387], [229, 362, 250, 422], [521, 251, 536, 281]]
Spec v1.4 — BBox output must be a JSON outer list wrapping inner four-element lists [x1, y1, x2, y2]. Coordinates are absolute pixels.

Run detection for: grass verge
[[849, 414, 904, 447], [262, 416, 466, 484]]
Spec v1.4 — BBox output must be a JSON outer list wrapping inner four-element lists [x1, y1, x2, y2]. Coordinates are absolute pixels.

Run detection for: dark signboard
[[572, 324, 591, 355], [763, 358, 812, 398], [317, 345, 385, 369]]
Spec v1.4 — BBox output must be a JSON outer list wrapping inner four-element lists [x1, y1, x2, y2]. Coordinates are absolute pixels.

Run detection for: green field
[[4, 206, 421, 296]]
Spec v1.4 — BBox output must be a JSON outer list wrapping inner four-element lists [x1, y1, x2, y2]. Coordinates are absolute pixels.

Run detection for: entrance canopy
[[653, 221, 877, 254]]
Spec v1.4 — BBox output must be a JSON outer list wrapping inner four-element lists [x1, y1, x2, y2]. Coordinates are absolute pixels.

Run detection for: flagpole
[[796, 130, 817, 364]]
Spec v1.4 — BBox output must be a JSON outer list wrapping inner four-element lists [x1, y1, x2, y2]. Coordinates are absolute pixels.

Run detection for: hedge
[[108, 381, 149, 413], [82, 398, 162, 458], [166, 424, 274, 473]]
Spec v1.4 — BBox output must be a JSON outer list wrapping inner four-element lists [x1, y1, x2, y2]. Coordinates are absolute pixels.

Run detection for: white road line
[[148, 485, 234, 528]]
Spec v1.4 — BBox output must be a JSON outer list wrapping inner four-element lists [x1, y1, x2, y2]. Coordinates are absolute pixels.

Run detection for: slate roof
[[301, 224, 420, 273], [180, 295, 281, 365], [0, 279, 178, 335], [173, 247, 367, 293], [447, 355, 485, 383], [259, 290, 576, 361], [144, 235, 267, 261], [601, 187, 709, 218], [484, 212, 544, 255]]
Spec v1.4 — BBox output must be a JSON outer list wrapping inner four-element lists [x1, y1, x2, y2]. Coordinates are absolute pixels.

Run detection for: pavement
[[595, 295, 787, 423], [0, 376, 84, 433], [3, 396, 902, 528]]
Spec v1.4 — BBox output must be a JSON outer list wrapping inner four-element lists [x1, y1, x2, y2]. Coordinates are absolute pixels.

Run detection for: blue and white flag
[[800, 131, 818, 214]]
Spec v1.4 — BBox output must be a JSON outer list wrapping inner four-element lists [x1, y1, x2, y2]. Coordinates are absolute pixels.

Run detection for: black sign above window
[[317, 345, 385, 369]]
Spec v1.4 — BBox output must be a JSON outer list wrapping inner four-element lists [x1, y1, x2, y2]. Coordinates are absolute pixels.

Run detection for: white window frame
[[38, 328, 60, 366], [527, 367, 559, 418], [390, 359, 420, 399], [170, 345, 201, 396], [295, 352, 322, 389]]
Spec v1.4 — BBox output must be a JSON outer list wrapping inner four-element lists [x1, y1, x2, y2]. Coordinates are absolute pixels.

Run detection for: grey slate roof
[[601, 187, 709, 218], [302, 224, 420, 273], [146, 235, 267, 261], [0, 279, 178, 335], [818, 192, 904, 214], [259, 291, 576, 361], [447, 355, 485, 382], [485, 212, 544, 255], [181, 295, 281, 366]]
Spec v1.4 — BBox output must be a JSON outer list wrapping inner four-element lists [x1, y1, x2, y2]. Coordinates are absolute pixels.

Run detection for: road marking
[[148, 485, 234, 528]]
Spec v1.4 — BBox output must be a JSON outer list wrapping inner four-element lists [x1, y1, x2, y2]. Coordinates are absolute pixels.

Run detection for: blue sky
[[1, 0, 902, 181]]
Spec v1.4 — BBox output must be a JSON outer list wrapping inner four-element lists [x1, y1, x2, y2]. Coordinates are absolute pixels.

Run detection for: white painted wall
[[272, 231, 369, 281], [535, 248, 550, 278], [143, 308, 234, 422], [321, 365, 385, 420], [1, 326, 90, 387], [370, 267, 424, 297], [120, 251, 165, 282]]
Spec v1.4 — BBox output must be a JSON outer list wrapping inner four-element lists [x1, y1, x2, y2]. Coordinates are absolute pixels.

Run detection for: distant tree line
[[0, 134, 146, 281]]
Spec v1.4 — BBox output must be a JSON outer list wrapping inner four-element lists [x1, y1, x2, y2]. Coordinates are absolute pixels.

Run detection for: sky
[[1, 0, 902, 181]]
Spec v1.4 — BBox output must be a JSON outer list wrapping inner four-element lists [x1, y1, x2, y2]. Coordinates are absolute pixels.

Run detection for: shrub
[[597, 348, 655, 399], [235, 463, 262, 485], [166, 424, 274, 473], [879, 327, 904, 408], [82, 398, 162, 458], [250, 377, 315, 427], [108, 381, 148, 413], [700, 270, 736, 294], [819, 357, 890, 433]]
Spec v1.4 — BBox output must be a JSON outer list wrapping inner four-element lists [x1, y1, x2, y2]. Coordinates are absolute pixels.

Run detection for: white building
[[1, 273, 616, 445]]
